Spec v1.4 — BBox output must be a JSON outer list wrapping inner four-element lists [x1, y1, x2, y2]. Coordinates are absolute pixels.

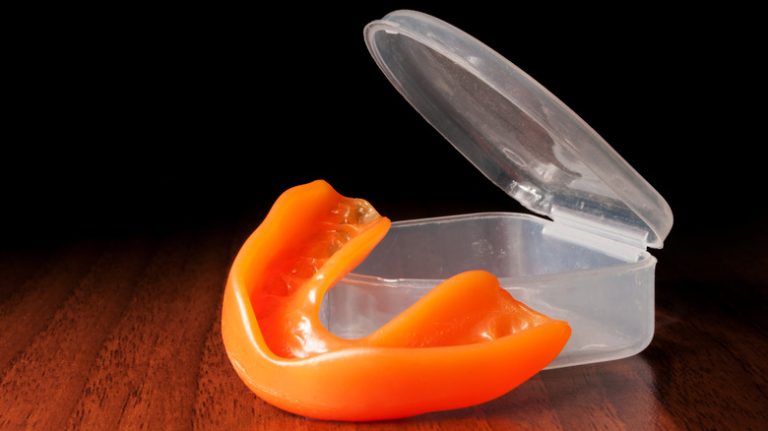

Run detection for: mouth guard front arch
[[221, 180, 571, 421]]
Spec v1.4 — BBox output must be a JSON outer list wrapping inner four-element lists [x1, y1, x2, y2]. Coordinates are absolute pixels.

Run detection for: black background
[[3, 3, 765, 249]]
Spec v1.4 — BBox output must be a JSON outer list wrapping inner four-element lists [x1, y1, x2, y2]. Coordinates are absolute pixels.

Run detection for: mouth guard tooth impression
[[222, 180, 571, 421]]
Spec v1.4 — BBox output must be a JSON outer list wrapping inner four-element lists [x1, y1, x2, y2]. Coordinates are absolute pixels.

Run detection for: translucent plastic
[[325, 213, 656, 368], [317, 10, 672, 369], [364, 10, 673, 248]]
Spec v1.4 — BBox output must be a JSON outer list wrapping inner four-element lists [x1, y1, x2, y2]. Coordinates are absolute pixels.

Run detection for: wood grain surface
[[1, 225, 766, 430]]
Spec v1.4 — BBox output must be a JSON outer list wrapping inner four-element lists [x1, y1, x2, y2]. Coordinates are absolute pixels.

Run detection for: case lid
[[364, 10, 673, 249]]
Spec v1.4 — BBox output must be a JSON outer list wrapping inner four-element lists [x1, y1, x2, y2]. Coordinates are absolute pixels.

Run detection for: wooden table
[[1, 223, 766, 430]]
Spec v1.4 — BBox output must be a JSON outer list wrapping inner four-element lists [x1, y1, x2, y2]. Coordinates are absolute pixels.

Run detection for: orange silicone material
[[221, 180, 571, 421]]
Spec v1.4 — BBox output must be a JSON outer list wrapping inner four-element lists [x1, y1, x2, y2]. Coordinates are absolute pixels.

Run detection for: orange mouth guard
[[222, 180, 571, 421]]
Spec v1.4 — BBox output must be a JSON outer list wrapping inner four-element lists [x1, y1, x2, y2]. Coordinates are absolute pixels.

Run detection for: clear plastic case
[[322, 10, 673, 368], [324, 213, 655, 368]]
